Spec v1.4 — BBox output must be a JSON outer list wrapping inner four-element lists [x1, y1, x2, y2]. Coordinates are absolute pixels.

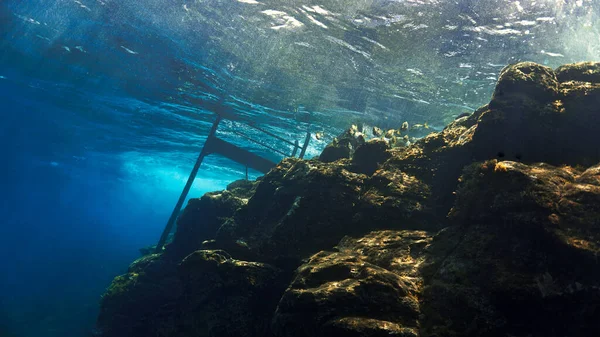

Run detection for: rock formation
[[96, 62, 600, 337]]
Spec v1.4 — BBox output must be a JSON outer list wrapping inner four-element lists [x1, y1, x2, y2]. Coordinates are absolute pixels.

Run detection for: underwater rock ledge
[[96, 62, 600, 337]]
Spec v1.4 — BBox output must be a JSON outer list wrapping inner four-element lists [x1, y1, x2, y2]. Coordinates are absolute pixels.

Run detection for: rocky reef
[[96, 62, 600, 337]]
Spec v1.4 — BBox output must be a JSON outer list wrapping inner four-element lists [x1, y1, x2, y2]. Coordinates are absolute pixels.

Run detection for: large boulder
[[387, 61, 600, 212], [473, 61, 600, 166], [420, 160, 600, 337], [96, 255, 182, 337], [272, 230, 431, 337], [351, 138, 392, 175], [96, 250, 284, 337], [318, 126, 365, 163], [176, 250, 284, 337], [273, 160, 600, 337], [555, 61, 600, 83], [489, 61, 559, 110], [165, 179, 255, 260], [216, 158, 367, 263], [213, 156, 432, 266]]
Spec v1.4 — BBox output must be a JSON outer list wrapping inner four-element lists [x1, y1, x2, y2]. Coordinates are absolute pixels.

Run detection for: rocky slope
[[96, 62, 600, 337]]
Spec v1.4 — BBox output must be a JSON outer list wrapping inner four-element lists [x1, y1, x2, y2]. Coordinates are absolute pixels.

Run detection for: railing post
[[154, 114, 222, 253], [291, 139, 300, 157], [299, 130, 311, 159]]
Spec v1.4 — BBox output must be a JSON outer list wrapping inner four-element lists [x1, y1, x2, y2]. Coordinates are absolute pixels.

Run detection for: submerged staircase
[[155, 101, 311, 252]]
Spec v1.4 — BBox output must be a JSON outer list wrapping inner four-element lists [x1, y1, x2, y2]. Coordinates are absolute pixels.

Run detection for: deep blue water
[[2, 0, 600, 336], [0, 67, 247, 337]]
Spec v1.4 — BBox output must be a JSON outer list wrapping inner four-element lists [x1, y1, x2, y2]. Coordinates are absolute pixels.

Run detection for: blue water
[[0, 68, 244, 337], [2, 0, 600, 336], [0, 2, 316, 335], [0, 14, 261, 337]]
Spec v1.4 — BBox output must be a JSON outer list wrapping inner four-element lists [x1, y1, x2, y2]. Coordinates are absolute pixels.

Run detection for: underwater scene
[[1, 0, 600, 336]]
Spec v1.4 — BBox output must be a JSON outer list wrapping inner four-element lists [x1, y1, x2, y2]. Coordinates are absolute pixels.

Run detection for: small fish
[[412, 122, 429, 130], [373, 126, 383, 136], [121, 46, 139, 54], [455, 112, 470, 119], [401, 121, 409, 131], [315, 131, 324, 140], [236, 239, 249, 248]]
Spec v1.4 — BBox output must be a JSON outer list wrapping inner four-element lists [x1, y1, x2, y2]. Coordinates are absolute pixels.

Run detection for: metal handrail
[[154, 102, 311, 253]]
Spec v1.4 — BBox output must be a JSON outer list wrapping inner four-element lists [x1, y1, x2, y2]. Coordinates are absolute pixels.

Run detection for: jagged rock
[[97, 62, 600, 337], [97, 254, 182, 337], [165, 179, 256, 260], [489, 62, 559, 110], [555, 61, 600, 83], [96, 250, 284, 337], [318, 127, 365, 163], [211, 157, 432, 266], [273, 160, 600, 337], [218, 158, 366, 263], [272, 230, 430, 337], [387, 61, 600, 213], [176, 250, 284, 337], [420, 160, 600, 337], [351, 139, 391, 175], [354, 166, 433, 230], [378, 107, 484, 215]]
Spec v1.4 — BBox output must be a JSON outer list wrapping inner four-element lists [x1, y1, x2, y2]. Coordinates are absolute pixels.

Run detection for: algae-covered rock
[[272, 230, 431, 337], [471, 61, 600, 167], [318, 126, 365, 163], [97, 61, 600, 337], [97, 250, 284, 337], [176, 250, 284, 337], [220, 158, 366, 262], [166, 179, 257, 260], [490, 61, 559, 109], [97, 254, 182, 337], [557, 64, 600, 165], [390, 61, 600, 212], [351, 138, 391, 175], [555, 61, 600, 83], [355, 166, 433, 231], [214, 156, 432, 265], [474, 62, 562, 165], [319, 124, 407, 167], [420, 160, 600, 337]]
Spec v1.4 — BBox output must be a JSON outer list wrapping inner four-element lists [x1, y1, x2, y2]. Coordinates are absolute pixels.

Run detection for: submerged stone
[[165, 180, 256, 260], [490, 61, 559, 110], [555, 61, 600, 83], [420, 160, 600, 337], [96, 61, 600, 337], [351, 138, 391, 175]]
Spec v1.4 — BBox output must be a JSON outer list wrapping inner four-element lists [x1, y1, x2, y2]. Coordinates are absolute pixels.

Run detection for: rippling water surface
[[1, 1, 599, 336]]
